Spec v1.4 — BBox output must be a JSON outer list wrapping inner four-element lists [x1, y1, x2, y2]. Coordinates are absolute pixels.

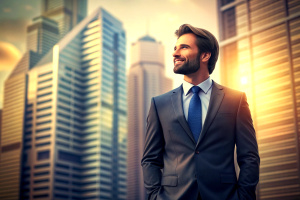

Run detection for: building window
[[33, 194, 49, 198], [38, 71, 52, 78], [37, 113, 52, 119], [1, 142, 21, 152], [35, 163, 50, 169], [36, 134, 51, 140], [54, 194, 68, 199], [37, 150, 50, 160], [58, 150, 81, 164], [221, 0, 234, 6], [36, 142, 51, 147], [34, 171, 49, 176], [38, 78, 52, 84], [222, 8, 237, 40], [34, 179, 49, 184], [33, 186, 49, 191]]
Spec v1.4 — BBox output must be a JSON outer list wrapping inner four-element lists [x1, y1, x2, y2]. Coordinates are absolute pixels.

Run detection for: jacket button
[[195, 151, 199, 154]]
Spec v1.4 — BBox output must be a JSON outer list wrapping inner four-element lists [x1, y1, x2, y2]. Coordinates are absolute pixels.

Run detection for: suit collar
[[182, 76, 213, 95], [197, 81, 224, 146], [171, 85, 196, 144], [170, 81, 225, 146]]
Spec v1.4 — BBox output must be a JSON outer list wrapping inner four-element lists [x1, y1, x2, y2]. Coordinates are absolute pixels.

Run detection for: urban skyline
[[0, 0, 127, 199], [1, 0, 300, 199], [0, 0, 219, 110]]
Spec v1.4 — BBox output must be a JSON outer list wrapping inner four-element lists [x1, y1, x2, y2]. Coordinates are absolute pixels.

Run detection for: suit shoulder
[[223, 86, 243, 95], [215, 82, 244, 96], [152, 86, 181, 103], [214, 82, 245, 102]]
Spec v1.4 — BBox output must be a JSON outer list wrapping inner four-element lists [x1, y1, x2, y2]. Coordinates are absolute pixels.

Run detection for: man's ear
[[200, 52, 211, 62]]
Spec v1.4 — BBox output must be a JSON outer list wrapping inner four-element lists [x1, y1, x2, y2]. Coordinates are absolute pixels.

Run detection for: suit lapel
[[197, 82, 224, 146], [171, 85, 196, 144]]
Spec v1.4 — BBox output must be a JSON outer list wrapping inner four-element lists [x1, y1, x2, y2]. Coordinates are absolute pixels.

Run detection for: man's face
[[173, 33, 200, 75]]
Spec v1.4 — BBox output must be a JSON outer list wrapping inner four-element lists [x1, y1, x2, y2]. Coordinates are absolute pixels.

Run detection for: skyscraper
[[217, 0, 300, 199], [0, 13, 60, 200], [41, 0, 87, 38], [127, 35, 172, 200], [0, 1, 127, 200]]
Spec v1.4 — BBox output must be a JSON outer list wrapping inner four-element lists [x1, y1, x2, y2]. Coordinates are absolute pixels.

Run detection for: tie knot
[[191, 86, 201, 94]]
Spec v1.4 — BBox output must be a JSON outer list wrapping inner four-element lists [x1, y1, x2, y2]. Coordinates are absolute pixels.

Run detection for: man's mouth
[[174, 59, 185, 65]]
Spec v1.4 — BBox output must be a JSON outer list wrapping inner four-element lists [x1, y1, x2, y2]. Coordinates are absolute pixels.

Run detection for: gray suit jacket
[[141, 82, 260, 200]]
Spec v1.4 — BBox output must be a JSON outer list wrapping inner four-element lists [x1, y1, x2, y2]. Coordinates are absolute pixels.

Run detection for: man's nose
[[172, 49, 180, 57]]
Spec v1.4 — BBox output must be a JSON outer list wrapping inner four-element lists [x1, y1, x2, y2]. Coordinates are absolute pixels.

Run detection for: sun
[[0, 41, 21, 71]]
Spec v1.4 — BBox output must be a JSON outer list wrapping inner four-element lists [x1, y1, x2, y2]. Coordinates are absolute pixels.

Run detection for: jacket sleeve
[[236, 93, 260, 200], [141, 98, 165, 200]]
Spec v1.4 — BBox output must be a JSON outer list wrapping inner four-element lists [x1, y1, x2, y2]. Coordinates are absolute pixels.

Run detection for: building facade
[[127, 35, 172, 200], [0, 0, 127, 199], [41, 0, 87, 38], [0, 10, 61, 200], [217, 0, 300, 199]]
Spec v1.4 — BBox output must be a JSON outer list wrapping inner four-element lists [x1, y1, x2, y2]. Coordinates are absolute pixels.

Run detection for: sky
[[0, 0, 219, 108]]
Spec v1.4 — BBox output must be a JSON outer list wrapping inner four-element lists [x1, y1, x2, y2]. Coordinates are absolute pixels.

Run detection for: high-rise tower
[[41, 0, 87, 38], [1, 1, 127, 199], [19, 8, 127, 199], [0, 13, 60, 200], [217, 0, 300, 199], [127, 35, 172, 200]]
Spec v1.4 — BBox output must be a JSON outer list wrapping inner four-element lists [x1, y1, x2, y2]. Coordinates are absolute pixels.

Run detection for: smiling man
[[141, 24, 260, 200]]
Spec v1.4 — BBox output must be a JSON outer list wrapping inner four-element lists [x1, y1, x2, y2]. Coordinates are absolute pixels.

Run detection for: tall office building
[[0, 14, 60, 200], [127, 35, 172, 200], [41, 0, 87, 38], [20, 8, 126, 199], [1, 1, 127, 200], [217, 0, 300, 199]]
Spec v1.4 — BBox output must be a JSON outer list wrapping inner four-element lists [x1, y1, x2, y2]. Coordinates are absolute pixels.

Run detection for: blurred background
[[0, 0, 299, 199]]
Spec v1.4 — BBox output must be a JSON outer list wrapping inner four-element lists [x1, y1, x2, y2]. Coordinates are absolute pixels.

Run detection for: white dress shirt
[[182, 77, 213, 126]]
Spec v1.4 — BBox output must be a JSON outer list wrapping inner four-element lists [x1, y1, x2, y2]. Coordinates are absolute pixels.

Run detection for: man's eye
[[182, 46, 187, 49]]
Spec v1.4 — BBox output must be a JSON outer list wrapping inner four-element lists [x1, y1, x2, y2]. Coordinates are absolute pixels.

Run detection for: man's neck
[[184, 73, 209, 86]]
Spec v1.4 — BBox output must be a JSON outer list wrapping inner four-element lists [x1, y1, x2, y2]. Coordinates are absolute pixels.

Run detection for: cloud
[[0, 41, 21, 71]]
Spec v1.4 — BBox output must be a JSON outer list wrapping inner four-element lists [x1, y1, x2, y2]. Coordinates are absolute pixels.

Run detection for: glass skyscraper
[[41, 0, 87, 38], [217, 0, 300, 199], [0, 1, 127, 199], [0, 7, 62, 199]]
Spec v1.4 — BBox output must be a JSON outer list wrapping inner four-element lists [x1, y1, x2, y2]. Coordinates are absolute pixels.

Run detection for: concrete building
[[0, 0, 127, 199], [0, 12, 60, 200], [41, 0, 87, 38], [127, 35, 172, 200], [217, 0, 300, 199]]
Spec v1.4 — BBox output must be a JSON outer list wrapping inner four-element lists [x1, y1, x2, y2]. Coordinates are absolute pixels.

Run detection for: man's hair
[[175, 24, 219, 74]]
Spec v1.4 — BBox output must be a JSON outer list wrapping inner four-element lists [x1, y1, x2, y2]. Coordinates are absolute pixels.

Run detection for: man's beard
[[173, 54, 200, 75]]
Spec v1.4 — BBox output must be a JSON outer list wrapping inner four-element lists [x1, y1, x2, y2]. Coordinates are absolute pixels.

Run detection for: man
[[141, 24, 260, 200]]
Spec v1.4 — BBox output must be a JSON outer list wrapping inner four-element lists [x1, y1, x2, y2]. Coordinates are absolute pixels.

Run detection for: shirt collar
[[182, 76, 213, 96]]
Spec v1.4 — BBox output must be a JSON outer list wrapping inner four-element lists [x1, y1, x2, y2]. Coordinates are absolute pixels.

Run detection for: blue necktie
[[188, 86, 202, 142]]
